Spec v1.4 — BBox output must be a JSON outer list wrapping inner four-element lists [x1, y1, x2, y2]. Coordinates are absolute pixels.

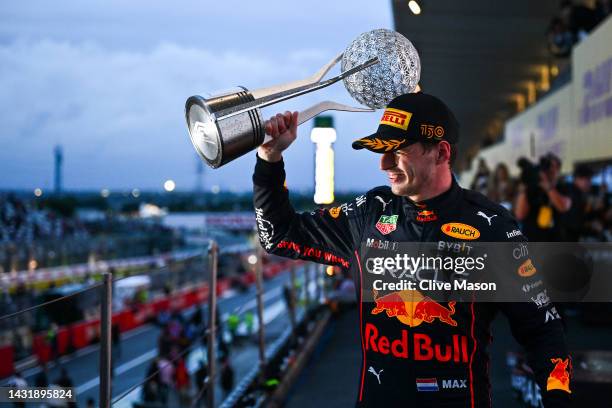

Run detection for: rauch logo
[[441, 223, 480, 240]]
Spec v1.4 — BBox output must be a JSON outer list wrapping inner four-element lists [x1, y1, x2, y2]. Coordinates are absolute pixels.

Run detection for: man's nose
[[380, 152, 396, 171]]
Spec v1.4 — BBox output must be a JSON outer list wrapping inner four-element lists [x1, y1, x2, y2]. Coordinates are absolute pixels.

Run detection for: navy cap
[[352, 92, 459, 153]]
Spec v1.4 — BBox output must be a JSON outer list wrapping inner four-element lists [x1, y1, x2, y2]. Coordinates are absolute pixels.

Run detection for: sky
[[0, 0, 395, 193]]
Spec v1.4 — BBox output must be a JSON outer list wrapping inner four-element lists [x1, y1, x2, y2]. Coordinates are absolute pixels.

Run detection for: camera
[[516, 153, 560, 196]]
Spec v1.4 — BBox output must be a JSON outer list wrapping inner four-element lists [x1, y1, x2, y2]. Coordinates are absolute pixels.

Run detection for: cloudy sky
[[0, 1, 394, 192]]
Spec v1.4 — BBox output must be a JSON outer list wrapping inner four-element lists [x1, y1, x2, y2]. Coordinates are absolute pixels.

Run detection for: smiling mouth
[[388, 173, 404, 182]]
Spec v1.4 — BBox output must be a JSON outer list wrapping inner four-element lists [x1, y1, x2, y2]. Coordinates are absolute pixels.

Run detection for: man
[[253, 93, 571, 407], [562, 165, 594, 241], [514, 153, 572, 242]]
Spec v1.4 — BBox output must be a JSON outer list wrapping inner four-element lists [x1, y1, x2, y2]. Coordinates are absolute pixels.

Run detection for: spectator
[[167, 312, 183, 339], [0, 194, 88, 247], [56, 368, 76, 408], [243, 312, 254, 336], [571, 0, 600, 40], [142, 359, 161, 405], [282, 283, 295, 313], [330, 271, 357, 307], [487, 163, 516, 210], [46, 323, 59, 360], [218, 336, 230, 361], [9, 371, 27, 408], [220, 356, 235, 397], [282, 283, 296, 328], [547, 17, 574, 57], [561, 164, 595, 241], [191, 307, 203, 327], [110, 324, 121, 378], [227, 313, 239, 339], [514, 153, 572, 241], [578, 170, 608, 241], [34, 363, 49, 387], [470, 158, 490, 195], [158, 325, 173, 357], [157, 355, 174, 404], [176, 327, 191, 354], [112, 323, 121, 360], [9, 371, 27, 387], [175, 357, 191, 406], [194, 360, 208, 406], [56, 368, 73, 388]]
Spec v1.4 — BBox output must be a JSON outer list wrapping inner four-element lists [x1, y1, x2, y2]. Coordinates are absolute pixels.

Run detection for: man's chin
[[390, 183, 408, 196], [390, 181, 421, 197]]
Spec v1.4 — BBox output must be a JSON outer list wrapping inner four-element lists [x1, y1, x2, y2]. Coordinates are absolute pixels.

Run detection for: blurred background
[[0, 0, 611, 407]]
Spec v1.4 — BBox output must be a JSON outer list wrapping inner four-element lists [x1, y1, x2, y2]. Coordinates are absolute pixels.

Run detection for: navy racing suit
[[253, 155, 571, 407]]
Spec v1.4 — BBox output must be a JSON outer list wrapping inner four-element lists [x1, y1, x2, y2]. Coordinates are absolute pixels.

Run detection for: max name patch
[[380, 108, 412, 130]]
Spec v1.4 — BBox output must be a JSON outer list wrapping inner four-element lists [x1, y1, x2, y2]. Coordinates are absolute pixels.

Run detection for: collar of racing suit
[[401, 177, 462, 221]]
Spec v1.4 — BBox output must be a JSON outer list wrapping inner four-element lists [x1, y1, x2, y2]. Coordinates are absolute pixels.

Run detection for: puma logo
[[477, 211, 497, 226], [375, 196, 392, 212], [368, 366, 383, 384]]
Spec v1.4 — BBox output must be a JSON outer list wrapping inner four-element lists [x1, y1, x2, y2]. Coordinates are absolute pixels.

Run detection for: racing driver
[[252, 92, 571, 407]]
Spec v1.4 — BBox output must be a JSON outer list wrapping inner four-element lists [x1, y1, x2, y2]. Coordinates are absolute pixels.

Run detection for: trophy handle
[[217, 57, 379, 121], [250, 53, 343, 100], [260, 101, 374, 145]]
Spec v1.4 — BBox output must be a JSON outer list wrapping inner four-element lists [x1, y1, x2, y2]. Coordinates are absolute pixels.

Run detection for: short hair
[[420, 141, 457, 168], [542, 152, 562, 168], [574, 164, 594, 179]]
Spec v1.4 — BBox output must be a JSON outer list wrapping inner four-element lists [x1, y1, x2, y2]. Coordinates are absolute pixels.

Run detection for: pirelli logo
[[380, 108, 412, 131]]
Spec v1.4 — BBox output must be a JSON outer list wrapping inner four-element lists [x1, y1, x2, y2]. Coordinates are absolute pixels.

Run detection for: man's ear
[[437, 141, 451, 165]]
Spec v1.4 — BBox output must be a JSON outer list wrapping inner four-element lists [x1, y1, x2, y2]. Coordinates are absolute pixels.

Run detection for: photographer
[[561, 165, 595, 242], [514, 153, 572, 241]]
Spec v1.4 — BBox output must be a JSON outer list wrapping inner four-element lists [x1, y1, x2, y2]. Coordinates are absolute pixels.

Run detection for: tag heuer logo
[[376, 215, 398, 235]]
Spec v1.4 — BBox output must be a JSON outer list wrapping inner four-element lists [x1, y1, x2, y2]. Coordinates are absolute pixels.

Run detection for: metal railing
[[0, 240, 330, 407]]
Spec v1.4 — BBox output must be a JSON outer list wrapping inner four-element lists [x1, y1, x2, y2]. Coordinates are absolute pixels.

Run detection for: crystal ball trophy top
[[185, 28, 421, 168], [342, 28, 421, 109]]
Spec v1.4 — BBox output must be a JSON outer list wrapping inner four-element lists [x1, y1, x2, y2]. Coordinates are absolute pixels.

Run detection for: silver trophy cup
[[185, 28, 420, 168]]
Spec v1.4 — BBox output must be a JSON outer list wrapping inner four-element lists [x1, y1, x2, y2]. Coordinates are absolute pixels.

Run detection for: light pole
[[310, 116, 336, 205]]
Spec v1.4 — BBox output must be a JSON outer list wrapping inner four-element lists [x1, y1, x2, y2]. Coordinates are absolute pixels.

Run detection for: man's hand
[[258, 111, 298, 163], [538, 171, 553, 192], [539, 171, 572, 212]]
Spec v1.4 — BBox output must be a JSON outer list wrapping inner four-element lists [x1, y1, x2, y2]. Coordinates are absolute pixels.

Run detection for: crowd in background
[[547, 0, 611, 58], [470, 154, 610, 242], [139, 307, 235, 407], [0, 195, 88, 245]]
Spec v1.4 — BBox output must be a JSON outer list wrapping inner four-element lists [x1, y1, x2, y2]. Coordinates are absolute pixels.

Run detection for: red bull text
[[365, 323, 469, 363]]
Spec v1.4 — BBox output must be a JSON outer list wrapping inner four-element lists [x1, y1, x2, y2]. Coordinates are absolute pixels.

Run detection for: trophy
[[185, 28, 421, 168]]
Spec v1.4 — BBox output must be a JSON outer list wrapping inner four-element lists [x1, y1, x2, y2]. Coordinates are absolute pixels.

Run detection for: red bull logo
[[414, 299, 457, 326], [416, 210, 437, 222], [546, 357, 572, 394], [371, 292, 407, 317], [365, 323, 469, 363], [371, 290, 457, 327]]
